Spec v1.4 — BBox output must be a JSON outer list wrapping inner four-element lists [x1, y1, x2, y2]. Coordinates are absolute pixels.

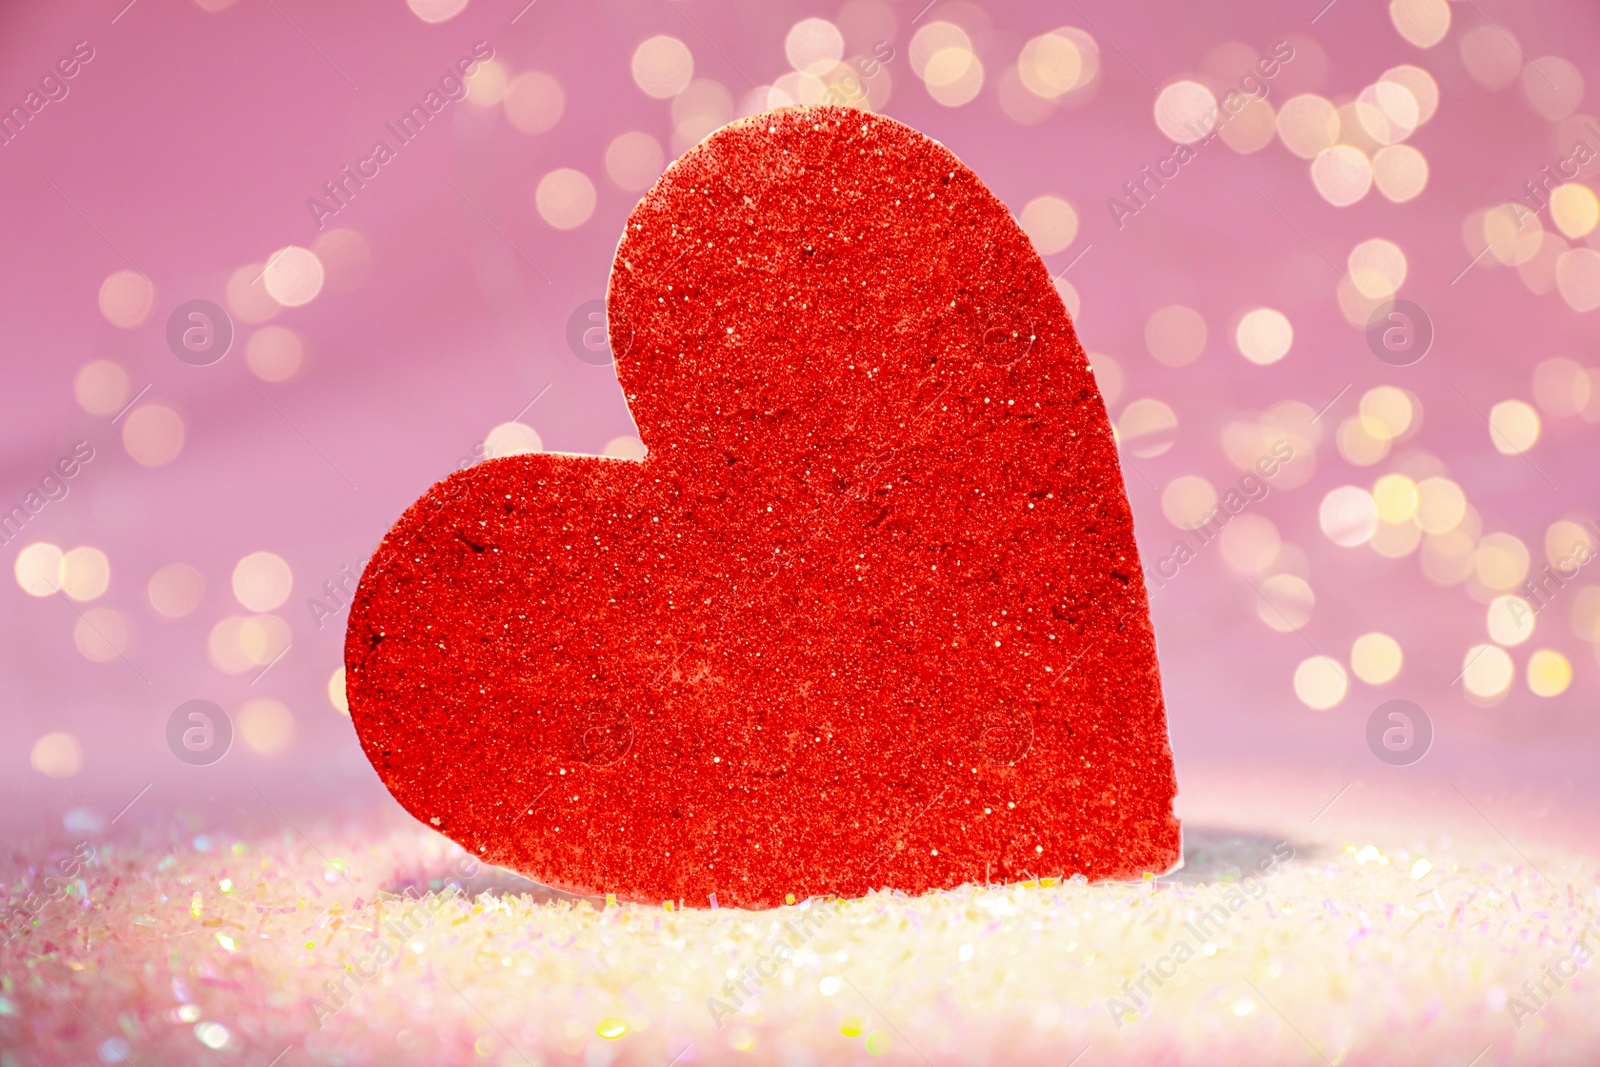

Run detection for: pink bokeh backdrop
[[2, 0, 1598, 840]]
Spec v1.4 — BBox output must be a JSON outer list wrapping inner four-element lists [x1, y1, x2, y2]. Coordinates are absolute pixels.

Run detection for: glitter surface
[[347, 106, 1179, 909], [6, 788, 1598, 1066]]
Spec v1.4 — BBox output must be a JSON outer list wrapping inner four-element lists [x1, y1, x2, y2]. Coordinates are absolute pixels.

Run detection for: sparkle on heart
[[346, 105, 1180, 909]]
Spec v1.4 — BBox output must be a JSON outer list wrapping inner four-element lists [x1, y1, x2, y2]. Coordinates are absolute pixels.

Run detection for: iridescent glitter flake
[[346, 105, 1180, 909]]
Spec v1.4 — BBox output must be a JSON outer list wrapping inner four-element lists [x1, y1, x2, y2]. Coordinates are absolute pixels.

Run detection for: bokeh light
[[1488, 400, 1540, 454], [1462, 643, 1514, 701], [1118, 399, 1178, 458], [503, 71, 565, 135], [1018, 196, 1078, 255], [1486, 595, 1535, 646], [262, 246, 324, 307], [311, 228, 373, 293], [239, 698, 295, 755], [59, 546, 110, 602], [1145, 305, 1206, 367], [1160, 475, 1217, 530], [1527, 649, 1572, 697], [329, 666, 349, 714], [1311, 146, 1373, 206], [484, 422, 543, 458], [786, 18, 844, 75], [74, 607, 129, 664], [1388, 0, 1450, 49], [406, 0, 467, 24], [232, 552, 293, 613], [74, 359, 130, 416], [1372, 144, 1429, 202], [603, 435, 648, 460], [148, 562, 205, 619], [1258, 574, 1314, 631], [1154, 81, 1218, 144], [98, 269, 154, 329], [31, 732, 83, 778], [15, 542, 64, 597], [536, 168, 597, 230], [1276, 95, 1338, 159], [1321, 486, 1379, 547], [122, 405, 185, 467], [245, 326, 304, 383], [1234, 307, 1293, 365], [1293, 656, 1348, 710], [605, 131, 666, 192], [631, 36, 694, 99], [1351, 632, 1403, 684]]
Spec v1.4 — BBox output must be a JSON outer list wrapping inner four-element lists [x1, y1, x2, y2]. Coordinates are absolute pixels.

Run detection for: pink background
[[2, 0, 1598, 845]]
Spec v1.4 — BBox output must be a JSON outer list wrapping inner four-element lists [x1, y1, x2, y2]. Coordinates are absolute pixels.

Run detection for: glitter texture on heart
[[346, 105, 1181, 909]]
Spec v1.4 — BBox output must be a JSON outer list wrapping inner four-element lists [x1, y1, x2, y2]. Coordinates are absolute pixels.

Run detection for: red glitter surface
[[346, 105, 1180, 909]]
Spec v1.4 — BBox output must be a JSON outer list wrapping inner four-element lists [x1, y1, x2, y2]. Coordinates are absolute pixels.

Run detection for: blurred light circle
[[1372, 473, 1420, 524], [1276, 94, 1339, 159], [1219, 514, 1281, 575], [1160, 475, 1217, 530], [632, 36, 694, 99], [909, 22, 971, 80], [1527, 649, 1572, 697], [74, 360, 130, 416], [1459, 26, 1521, 90], [1348, 237, 1407, 299], [1545, 519, 1594, 567], [1462, 644, 1514, 699], [98, 270, 155, 329], [1293, 656, 1348, 710], [1017, 29, 1086, 100], [233, 551, 293, 612], [1483, 204, 1543, 265], [1321, 486, 1380, 547], [1311, 145, 1373, 206], [1373, 144, 1428, 202], [239, 698, 295, 755], [484, 421, 543, 458], [503, 71, 565, 134], [311, 229, 374, 293], [1382, 64, 1439, 123], [329, 666, 349, 714], [1415, 477, 1466, 533], [772, 71, 828, 107], [1117, 399, 1178, 458], [1475, 532, 1530, 591], [1219, 96, 1277, 155], [148, 562, 204, 618], [226, 264, 281, 324], [1258, 573, 1314, 632], [1550, 184, 1599, 239], [923, 48, 983, 107], [536, 168, 596, 230], [239, 614, 291, 666], [208, 616, 255, 674], [786, 18, 844, 74], [1487, 595, 1535, 646], [1358, 81, 1419, 144], [1351, 632, 1403, 684], [1235, 307, 1292, 365], [1523, 57, 1584, 121], [262, 247, 324, 307], [122, 405, 185, 467], [1488, 399, 1540, 454], [31, 732, 83, 778], [1336, 415, 1390, 466], [1153, 81, 1218, 144], [1053, 277, 1081, 320], [1360, 385, 1415, 440], [464, 59, 509, 106], [74, 607, 128, 663], [406, 0, 467, 23], [1556, 248, 1600, 312], [603, 435, 648, 460], [245, 326, 304, 383], [1145, 305, 1206, 367], [60, 546, 110, 602], [605, 132, 665, 192], [1389, 0, 1450, 49], [15, 542, 64, 597], [1370, 518, 1424, 559], [1018, 195, 1078, 255]]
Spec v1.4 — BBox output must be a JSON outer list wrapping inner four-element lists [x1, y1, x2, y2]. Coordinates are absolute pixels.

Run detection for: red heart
[[347, 106, 1180, 909]]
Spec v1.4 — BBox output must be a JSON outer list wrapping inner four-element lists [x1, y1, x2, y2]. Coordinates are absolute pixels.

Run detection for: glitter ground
[[5, 778, 1598, 1066]]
